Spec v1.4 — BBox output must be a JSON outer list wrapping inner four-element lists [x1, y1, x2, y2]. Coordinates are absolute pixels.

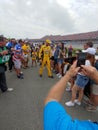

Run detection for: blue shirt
[[6, 42, 14, 55], [6, 42, 14, 48], [44, 101, 98, 130], [54, 46, 60, 59], [14, 43, 22, 55]]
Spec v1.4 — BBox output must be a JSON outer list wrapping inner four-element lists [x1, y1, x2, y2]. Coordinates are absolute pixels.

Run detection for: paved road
[[0, 65, 98, 130]]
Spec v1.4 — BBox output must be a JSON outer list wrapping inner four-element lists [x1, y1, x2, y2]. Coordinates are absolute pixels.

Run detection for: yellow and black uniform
[[39, 39, 53, 78], [32, 51, 37, 61], [22, 44, 30, 55], [22, 44, 31, 61]]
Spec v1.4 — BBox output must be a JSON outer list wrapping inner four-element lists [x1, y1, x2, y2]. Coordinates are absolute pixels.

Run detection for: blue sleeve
[[6, 42, 11, 48], [44, 101, 72, 130], [15, 44, 18, 50], [43, 101, 98, 130], [16, 44, 20, 50], [15, 44, 21, 51]]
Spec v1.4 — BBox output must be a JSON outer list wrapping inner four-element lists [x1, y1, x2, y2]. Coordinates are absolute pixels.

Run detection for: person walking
[[13, 39, 24, 79], [0, 36, 13, 92], [39, 39, 53, 78]]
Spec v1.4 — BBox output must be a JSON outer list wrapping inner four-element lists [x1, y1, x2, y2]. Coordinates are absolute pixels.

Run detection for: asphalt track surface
[[0, 64, 98, 130]]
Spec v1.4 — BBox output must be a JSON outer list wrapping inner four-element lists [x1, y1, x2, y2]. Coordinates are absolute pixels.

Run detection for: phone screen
[[77, 52, 87, 67]]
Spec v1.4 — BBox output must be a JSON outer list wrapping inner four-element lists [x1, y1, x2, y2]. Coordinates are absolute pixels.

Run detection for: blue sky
[[0, 0, 98, 39]]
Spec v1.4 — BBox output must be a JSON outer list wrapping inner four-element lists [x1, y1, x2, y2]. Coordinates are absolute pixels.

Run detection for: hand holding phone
[[77, 52, 87, 67]]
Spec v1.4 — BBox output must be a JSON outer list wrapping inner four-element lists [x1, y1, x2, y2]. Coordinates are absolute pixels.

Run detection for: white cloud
[[0, 0, 98, 38]]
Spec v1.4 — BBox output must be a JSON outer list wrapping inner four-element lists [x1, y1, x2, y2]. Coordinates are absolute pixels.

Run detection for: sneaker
[[39, 74, 42, 77], [66, 87, 71, 92], [56, 73, 60, 76], [65, 101, 75, 107], [20, 73, 24, 79], [17, 75, 20, 78], [58, 74, 62, 78], [86, 106, 98, 112], [20, 76, 24, 79], [53, 70, 56, 73], [74, 99, 81, 106], [48, 76, 54, 78], [23, 67, 26, 69], [7, 88, 14, 92]]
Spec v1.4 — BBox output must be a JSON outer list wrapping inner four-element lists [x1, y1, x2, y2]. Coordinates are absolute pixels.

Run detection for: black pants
[[0, 72, 8, 92], [8, 55, 14, 71], [84, 80, 91, 98]]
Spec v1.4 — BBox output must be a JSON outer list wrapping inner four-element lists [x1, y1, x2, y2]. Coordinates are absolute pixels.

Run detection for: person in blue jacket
[[44, 61, 98, 130]]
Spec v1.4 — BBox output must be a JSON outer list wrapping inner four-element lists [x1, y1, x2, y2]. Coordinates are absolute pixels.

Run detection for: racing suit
[[39, 45, 52, 77]]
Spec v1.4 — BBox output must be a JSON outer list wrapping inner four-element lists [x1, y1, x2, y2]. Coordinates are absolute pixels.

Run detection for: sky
[[0, 0, 98, 39]]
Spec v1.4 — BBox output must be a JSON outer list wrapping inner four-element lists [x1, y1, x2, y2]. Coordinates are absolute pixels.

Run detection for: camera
[[77, 52, 87, 67]]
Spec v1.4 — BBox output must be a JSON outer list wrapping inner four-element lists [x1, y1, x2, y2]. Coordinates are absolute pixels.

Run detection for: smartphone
[[77, 52, 87, 67]]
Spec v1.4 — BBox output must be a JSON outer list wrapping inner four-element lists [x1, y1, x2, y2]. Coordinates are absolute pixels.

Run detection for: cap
[[45, 39, 51, 44], [82, 48, 96, 55]]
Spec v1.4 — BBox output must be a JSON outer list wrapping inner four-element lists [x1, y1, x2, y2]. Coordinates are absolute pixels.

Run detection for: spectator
[[0, 36, 13, 92], [68, 45, 73, 58], [13, 39, 24, 79], [22, 42, 31, 68], [44, 61, 98, 130], [56, 42, 65, 78], [53, 43, 60, 74], [50, 45, 55, 70], [65, 49, 95, 107], [6, 38, 16, 72], [85, 58, 98, 112], [82, 41, 96, 54], [31, 49, 37, 67]]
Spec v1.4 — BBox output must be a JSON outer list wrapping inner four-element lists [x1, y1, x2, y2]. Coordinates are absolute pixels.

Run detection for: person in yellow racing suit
[[39, 39, 53, 78]]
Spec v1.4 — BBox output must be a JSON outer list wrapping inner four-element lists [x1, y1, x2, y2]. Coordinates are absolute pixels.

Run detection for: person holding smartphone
[[44, 61, 98, 130], [65, 49, 95, 107]]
